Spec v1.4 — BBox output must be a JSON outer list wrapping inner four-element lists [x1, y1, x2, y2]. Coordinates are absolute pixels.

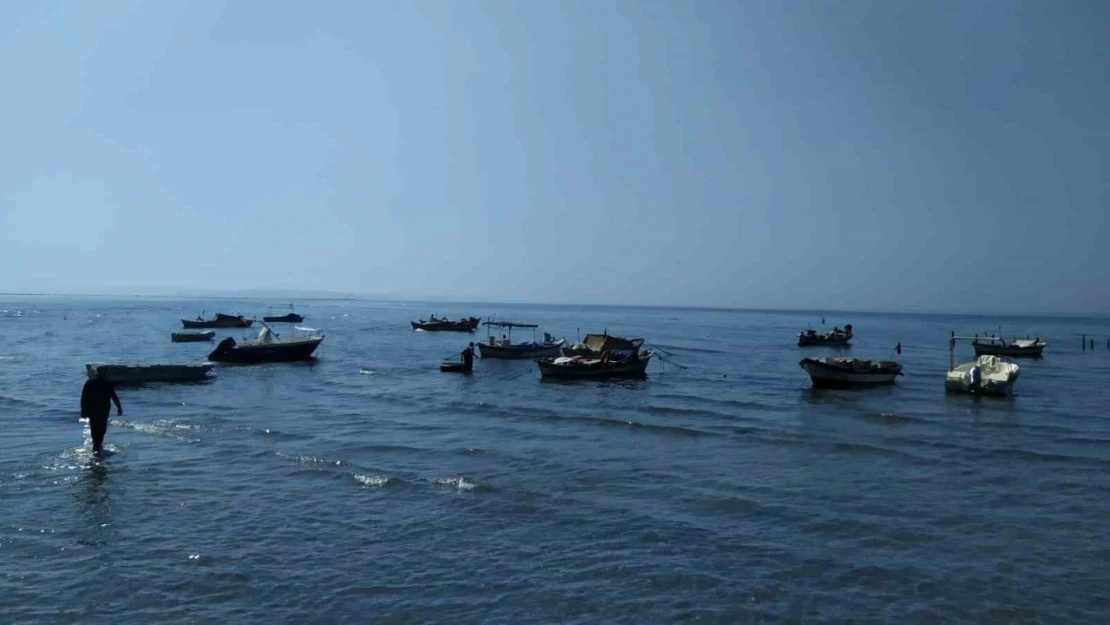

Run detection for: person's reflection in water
[[76, 458, 113, 548]]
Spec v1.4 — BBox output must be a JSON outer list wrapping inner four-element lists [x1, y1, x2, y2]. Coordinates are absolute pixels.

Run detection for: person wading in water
[[461, 342, 476, 371], [81, 375, 122, 453]]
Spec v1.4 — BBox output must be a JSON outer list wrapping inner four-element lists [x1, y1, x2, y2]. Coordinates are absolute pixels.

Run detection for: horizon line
[[1, 290, 1108, 320]]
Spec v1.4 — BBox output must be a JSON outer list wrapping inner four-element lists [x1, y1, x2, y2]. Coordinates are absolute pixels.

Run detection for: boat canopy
[[582, 333, 642, 353]]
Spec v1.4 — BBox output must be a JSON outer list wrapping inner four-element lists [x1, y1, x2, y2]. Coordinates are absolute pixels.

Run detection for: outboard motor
[[968, 365, 982, 391], [208, 337, 236, 361]]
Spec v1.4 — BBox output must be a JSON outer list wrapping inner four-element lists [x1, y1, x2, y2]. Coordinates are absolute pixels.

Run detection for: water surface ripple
[[2, 298, 1109, 623]]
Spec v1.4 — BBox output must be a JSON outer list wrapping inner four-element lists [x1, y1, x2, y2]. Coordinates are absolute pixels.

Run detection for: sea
[[2, 296, 1109, 624]]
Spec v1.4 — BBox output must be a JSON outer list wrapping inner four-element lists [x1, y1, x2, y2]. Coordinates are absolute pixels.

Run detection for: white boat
[[799, 357, 902, 388], [945, 355, 1020, 396], [86, 362, 214, 384]]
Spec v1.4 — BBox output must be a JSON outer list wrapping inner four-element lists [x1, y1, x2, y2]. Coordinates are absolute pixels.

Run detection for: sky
[[0, 0, 1107, 313]]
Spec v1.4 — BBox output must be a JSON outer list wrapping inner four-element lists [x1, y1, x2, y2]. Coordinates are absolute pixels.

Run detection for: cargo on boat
[[538, 349, 654, 380]]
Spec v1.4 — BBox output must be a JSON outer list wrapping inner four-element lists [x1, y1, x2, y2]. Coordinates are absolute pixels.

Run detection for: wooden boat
[[439, 361, 473, 373], [946, 333, 1020, 396], [538, 349, 654, 380], [800, 357, 902, 388], [971, 334, 1046, 358], [477, 321, 565, 359], [207, 327, 323, 364], [562, 333, 644, 357], [410, 316, 480, 332], [86, 362, 214, 384], [263, 304, 304, 323], [172, 331, 215, 343], [182, 313, 253, 329], [797, 324, 853, 347]]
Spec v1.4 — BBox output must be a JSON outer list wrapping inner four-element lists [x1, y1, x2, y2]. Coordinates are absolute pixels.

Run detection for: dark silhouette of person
[[461, 342, 476, 369], [81, 376, 122, 453]]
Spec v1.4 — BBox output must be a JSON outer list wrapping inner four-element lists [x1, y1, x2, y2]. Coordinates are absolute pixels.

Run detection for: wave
[[432, 476, 491, 492], [353, 474, 403, 488]]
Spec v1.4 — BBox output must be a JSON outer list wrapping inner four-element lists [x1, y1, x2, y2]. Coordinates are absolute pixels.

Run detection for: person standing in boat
[[461, 342, 476, 369], [80, 375, 122, 453]]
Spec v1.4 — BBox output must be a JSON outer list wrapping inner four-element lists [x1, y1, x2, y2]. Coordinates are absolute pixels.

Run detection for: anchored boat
[[478, 321, 565, 359], [797, 324, 853, 347], [947, 333, 1021, 396], [800, 357, 902, 388], [411, 316, 481, 332], [208, 326, 323, 364], [538, 349, 654, 380], [182, 313, 253, 329], [263, 304, 304, 323], [971, 334, 1046, 358]]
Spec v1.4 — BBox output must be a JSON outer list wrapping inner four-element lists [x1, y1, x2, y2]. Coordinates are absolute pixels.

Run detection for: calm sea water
[[3, 296, 1110, 624]]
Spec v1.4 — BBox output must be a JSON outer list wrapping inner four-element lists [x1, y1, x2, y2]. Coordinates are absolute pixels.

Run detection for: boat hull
[[263, 314, 304, 323], [208, 337, 323, 364], [172, 331, 215, 342], [972, 343, 1045, 358], [478, 340, 565, 360], [411, 318, 480, 332], [182, 317, 253, 329], [440, 362, 473, 373], [798, 334, 852, 347], [800, 358, 901, 388], [538, 351, 653, 380], [86, 362, 214, 384]]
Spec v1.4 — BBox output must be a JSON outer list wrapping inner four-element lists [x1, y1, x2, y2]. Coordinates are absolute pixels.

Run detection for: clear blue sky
[[1, 1, 1107, 312]]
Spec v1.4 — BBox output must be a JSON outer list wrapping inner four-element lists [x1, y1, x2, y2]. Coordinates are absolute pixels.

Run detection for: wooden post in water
[[949, 331, 956, 371], [1082, 334, 1086, 351]]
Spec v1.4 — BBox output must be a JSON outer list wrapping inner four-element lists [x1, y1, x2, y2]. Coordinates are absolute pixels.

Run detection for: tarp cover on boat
[[582, 334, 641, 353]]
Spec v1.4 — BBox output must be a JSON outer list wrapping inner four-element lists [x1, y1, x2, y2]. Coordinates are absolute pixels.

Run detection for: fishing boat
[[538, 349, 654, 380], [182, 313, 253, 329], [410, 316, 481, 332], [799, 357, 902, 388], [86, 362, 214, 384], [946, 333, 1020, 396], [971, 334, 1046, 358], [797, 324, 853, 347], [207, 327, 323, 364], [263, 304, 304, 323], [171, 331, 215, 343], [477, 321, 565, 359], [562, 332, 645, 357]]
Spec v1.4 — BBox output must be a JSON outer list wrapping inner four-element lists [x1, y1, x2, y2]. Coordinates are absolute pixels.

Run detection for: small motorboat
[[538, 349, 654, 380], [439, 361, 473, 373], [182, 313, 253, 329], [971, 334, 1046, 358], [171, 331, 215, 343], [797, 324, 853, 347], [478, 321, 565, 359], [562, 332, 644, 357], [86, 362, 214, 384], [207, 327, 323, 364], [263, 304, 304, 323], [411, 316, 480, 332], [800, 357, 902, 388], [946, 355, 1020, 396]]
